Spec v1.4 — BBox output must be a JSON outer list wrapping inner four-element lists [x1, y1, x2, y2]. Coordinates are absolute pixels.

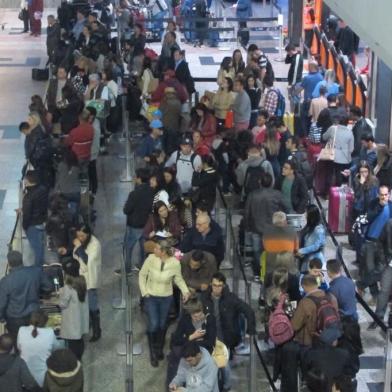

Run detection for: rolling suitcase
[[283, 112, 294, 134], [328, 185, 354, 233], [32, 68, 49, 81]]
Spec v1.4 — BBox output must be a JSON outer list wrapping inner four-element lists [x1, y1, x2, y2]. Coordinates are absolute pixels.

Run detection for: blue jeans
[[246, 232, 263, 276], [144, 295, 173, 332], [88, 289, 99, 312], [152, 10, 167, 39], [124, 226, 144, 271], [26, 224, 45, 267]]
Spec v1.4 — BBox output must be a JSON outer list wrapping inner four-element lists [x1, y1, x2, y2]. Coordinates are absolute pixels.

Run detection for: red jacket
[[65, 122, 94, 161], [194, 142, 210, 156], [196, 114, 216, 147], [151, 79, 188, 104]]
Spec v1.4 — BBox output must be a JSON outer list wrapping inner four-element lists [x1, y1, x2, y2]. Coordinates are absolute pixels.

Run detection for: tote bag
[[318, 126, 337, 161]]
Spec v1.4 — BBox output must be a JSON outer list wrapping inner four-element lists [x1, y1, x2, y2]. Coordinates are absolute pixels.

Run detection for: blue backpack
[[274, 89, 286, 118]]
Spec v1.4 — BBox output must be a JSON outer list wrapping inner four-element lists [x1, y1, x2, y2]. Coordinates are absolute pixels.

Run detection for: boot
[[156, 328, 167, 360], [147, 332, 158, 367], [89, 310, 102, 342]]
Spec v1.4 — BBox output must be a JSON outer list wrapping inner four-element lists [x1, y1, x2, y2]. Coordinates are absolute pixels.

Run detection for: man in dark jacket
[[180, 213, 225, 267], [22, 171, 49, 267], [0, 251, 54, 345], [335, 19, 359, 65], [46, 15, 60, 65], [276, 160, 309, 214], [121, 168, 154, 273], [349, 105, 374, 158], [244, 172, 287, 278], [317, 94, 346, 136], [0, 334, 40, 392], [181, 250, 217, 293], [285, 43, 303, 91], [200, 272, 256, 391], [174, 49, 195, 97], [357, 186, 392, 300]]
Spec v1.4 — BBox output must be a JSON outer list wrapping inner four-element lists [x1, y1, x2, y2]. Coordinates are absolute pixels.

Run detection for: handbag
[[212, 339, 229, 368], [318, 126, 337, 161], [18, 9, 24, 20], [224, 110, 234, 129]]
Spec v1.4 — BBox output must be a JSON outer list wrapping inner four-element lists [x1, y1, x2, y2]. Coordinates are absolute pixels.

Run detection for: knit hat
[[150, 119, 163, 129], [62, 258, 80, 277]]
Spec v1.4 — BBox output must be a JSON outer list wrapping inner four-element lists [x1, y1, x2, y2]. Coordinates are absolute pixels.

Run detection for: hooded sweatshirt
[[0, 353, 39, 392], [170, 347, 219, 392], [43, 361, 83, 392]]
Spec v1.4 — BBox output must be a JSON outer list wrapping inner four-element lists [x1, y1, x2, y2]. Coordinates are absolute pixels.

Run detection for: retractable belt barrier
[[312, 187, 388, 332]]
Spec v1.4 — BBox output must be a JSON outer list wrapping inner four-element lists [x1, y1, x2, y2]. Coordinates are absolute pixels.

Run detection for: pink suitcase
[[328, 185, 354, 233]]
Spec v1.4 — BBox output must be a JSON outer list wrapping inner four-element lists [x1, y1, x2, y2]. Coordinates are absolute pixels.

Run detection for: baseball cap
[[180, 137, 192, 145]]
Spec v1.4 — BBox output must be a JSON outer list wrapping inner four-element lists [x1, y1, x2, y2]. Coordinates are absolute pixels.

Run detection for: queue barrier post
[[249, 334, 257, 392], [384, 329, 392, 392]]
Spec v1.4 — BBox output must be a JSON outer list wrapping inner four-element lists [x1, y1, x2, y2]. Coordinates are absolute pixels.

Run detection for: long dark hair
[[65, 275, 87, 302], [304, 204, 321, 233], [152, 201, 169, 231], [30, 310, 48, 338], [75, 224, 92, 248]]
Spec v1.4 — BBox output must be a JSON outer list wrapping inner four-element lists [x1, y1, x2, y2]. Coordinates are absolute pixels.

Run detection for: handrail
[[312, 187, 388, 332]]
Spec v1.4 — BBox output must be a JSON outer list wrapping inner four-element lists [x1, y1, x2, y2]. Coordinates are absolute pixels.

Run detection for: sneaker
[[253, 275, 260, 283], [114, 268, 132, 276]]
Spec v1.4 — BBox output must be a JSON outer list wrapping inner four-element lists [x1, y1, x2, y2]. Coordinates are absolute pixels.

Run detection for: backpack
[[289, 152, 313, 189], [274, 89, 286, 118], [265, 57, 275, 82], [309, 293, 342, 344], [175, 151, 196, 171], [243, 161, 266, 199], [269, 294, 294, 346]]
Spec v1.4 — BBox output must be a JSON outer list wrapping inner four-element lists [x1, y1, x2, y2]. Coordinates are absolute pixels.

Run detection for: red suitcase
[[328, 185, 354, 233]]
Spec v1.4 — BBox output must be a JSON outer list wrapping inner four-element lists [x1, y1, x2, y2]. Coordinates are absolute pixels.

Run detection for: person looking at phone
[[166, 299, 216, 387]]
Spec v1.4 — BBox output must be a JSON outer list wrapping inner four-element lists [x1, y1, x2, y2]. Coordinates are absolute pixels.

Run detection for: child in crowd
[[251, 110, 269, 144], [300, 258, 329, 296]]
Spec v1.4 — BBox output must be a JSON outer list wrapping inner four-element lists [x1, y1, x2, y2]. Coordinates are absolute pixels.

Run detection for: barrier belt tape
[[253, 335, 278, 391], [312, 187, 388, 332]]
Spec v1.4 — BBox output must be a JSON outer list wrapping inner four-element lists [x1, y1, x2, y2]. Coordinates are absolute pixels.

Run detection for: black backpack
[[289, 152, 313, 189], [243, 161, 266, 199]]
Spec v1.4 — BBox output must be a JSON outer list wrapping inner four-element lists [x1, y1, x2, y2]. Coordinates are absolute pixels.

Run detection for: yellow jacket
[[139, 254, 189, 297]]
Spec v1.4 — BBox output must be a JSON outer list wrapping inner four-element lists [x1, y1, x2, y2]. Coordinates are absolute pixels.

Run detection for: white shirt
[[17, 325, 58, 387]]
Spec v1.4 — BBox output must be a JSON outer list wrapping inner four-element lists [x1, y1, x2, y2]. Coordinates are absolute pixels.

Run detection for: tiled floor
[[0, 3, 384, 392]]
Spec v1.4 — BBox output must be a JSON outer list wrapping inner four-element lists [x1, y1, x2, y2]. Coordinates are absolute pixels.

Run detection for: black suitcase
[[32, 68, 49, 81], [43, 263, 64, 290]]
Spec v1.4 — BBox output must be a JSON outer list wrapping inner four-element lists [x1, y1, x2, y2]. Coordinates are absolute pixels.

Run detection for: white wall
[[324, 0, 392, 70]]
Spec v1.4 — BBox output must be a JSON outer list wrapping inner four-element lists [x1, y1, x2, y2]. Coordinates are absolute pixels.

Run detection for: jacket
[[43, 361, 83, 392], [139, 254, 189, 297], [335, 26, 358, 56], [376, 156, 392, 188], [171, 347, 219, 392], [201, 286, 256, 349], [193, 113, 216, 147], [377, 218, 392, 266], [235, 0, 252, 18], [59, 284, 89, 340], [191, 168, 218, 212], [352, 176, 379, 213], [322, 124, 354, 164], [317, 106, 346, 135], [58, 97, 83, 135], [0, 354, 39, 392], [171, 313, 217, 353], [244, 187, 287, 234], [22, 184, 49, 230], [64, 122, 94, 161], [175, 60, 195, 95], [285, 52, 303, 85], [72, 235, 101, 290], [235, 156, 275, 188], [351, 117, 373, 157], [291, 289, 338, 346], [180, 222, 225, 265], [143, 210, 182, 240], [46, 79, 74, 114], [46, 22, 61, 59], [123, 183, 154, 228], [233, 90, 251, 124], [24, 125, 53, 171], [181, 251, 217, 291], [160, 92, 182, 133], [299, 224, 326, 265], [276, 174, 309, 214], [151, 79, 188, 104], [0, 266, 54, 320], [212, 90, 235, 120]]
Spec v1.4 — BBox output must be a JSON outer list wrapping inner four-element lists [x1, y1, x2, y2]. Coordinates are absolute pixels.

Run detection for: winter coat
[[275, 174, 309, 214], [22, 184, 49, 230], [160, 92, 182, 133], [191, 167, 219, 212], [143, 210, 182, 240], [299, 224, 326, 266], [43, 361, 83, 392], [322, 124, 354, 164], [200, 286, 256, 349], [72, 235, 101, 290], [59, 284, 89, 340]]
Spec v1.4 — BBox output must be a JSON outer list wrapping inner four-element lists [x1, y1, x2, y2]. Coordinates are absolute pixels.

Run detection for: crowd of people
[[1, 0, 392, 391]]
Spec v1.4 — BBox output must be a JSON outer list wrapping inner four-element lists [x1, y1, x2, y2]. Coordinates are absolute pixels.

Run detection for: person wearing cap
[[165, 137, 202, 194], [136, 119, 164, 166], [151, 69, 188, 104], [0, 251, 54, 346], [160, 87, 182, 153], [58, 258, 89, 360]]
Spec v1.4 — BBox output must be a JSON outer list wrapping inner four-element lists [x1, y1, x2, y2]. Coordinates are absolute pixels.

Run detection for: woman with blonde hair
[[139, 240, 190, 367], [312, 69, 341, 98], [263, 125, 281, 179]]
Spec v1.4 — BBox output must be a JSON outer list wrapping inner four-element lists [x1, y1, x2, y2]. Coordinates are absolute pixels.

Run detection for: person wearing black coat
[[122, 168, 154, 272], [275, 160, 309, 214], [166, 299, 217, 388], [200, 272, 256, 351], [22, 171, 49, 267], [174, 49, 195, 96]]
